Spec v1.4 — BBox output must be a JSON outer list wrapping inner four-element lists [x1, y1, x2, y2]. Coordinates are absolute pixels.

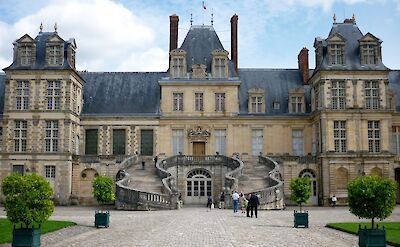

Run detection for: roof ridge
[[239, 68, 300, 71]]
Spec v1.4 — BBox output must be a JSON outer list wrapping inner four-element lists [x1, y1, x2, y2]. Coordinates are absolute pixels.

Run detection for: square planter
[[95, 211, 110, 228], [358, 226, 386, 247], [12, 226, 41, 247], [294, 210, 309, 228]]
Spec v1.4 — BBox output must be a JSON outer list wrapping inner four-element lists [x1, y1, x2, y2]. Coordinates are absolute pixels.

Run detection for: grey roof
[[316, 22, 388, 71], [180, 25, 237, 77], [238, 69, 311, 114], [79, 72, 166, 115], [389, 70, 400, 111], [4, 32, 75, 71], [0, 74, 4, 114]]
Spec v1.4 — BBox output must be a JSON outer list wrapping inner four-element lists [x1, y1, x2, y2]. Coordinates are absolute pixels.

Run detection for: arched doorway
[[79, 168, 99, 197], [299, 169, 318, 205], [186, 169, 212, 204], [395, 168, 400, 204]]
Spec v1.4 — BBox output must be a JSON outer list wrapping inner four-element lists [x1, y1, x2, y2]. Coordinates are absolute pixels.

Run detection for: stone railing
[[115, 155, 175, 210], [248, 156, 285, 210]]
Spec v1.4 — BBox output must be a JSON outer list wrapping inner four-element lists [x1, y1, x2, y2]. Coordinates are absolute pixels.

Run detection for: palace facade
[[0, 14, 400, 206]]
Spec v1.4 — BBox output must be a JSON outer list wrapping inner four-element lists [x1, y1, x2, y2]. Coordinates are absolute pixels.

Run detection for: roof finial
[[190, 13, 193, 26], [211, 8, 214, 26], [54, 22, 58, 33], [352, 13, 356, 21], [333, 13, 337, 23], [39, 22, 43, 33]]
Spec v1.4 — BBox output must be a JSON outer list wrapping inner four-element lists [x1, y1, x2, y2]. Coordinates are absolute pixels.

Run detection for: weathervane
[[333, 13, 337, 23], [54, 22, 58, 33], [39, 22, 43, 33], [190, 13, 193, 26], [211, 8, 214, 26]]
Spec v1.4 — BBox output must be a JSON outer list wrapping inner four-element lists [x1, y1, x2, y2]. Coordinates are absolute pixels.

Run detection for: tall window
[[47, 81, 61, 110], [292, 129, 304, 156], [14, 120, 27, 152], [314, 84, 321, 110], [215, 58, 226, 78], [19, 45, 35, 65], [195, 93, 204, 111], [252, 129, 263, 156], [334, 121, 347, 152], [291, 96, 303, 113], [172, 57, 184, 78], [365, 81, 379, 109], [85, 129, 98, 155], [45, 121, 58, 152], [72, 84, 77, 112], [361, 44, 376, 64], [172, 129, 184, 155], [16, 81, 29, 110], [113, 129, 126, 155], [392, 127, 400, 155], [140, 129, 153, 156], [46, 45, 63, 66], [214, 130, 226, 155], [251, 96, 263, 113], [215, 93, 225, 112], [45, 165, 56, 179], [173, 93, 183, 111], [368, 121, 380, 153], [331, 44, 344, 65], [331, 81, 346, 109], [13, 165, 25, 175]]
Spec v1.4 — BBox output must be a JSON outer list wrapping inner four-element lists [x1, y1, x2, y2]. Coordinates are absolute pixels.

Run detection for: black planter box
[[358, 226, 386, 247], [12, 226, 41, 247], [95, 211, 110, 228], [294, 210, 309, 228]]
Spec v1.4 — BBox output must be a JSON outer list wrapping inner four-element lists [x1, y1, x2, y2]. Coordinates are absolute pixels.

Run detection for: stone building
[[0, 14, 400, 206]]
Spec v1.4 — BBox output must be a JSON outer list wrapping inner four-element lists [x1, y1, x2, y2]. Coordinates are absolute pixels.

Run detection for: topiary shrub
[[1, 173, 54, 227], [348, 175, 397, 229], [92, 176, 115, 206], [289, 177, 311, 212]]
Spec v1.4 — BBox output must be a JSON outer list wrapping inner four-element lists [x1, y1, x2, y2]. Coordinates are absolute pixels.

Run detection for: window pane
[[85, 129, 98, 155], [140, 130, 154, 156], [113, 129, 126, 155]]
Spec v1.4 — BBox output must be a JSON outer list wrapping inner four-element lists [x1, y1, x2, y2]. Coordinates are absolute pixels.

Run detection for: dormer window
[[18, 44, 35, 66], [212, 49, 229, 79], [359, 33, 382, 65], [289, 88, 305, 113], [330, 44, 344, 65], [248, 88, 265, 114], [46, 44, 63, 66], [361, 44, 376, 64], [170, 49, 187, 78]]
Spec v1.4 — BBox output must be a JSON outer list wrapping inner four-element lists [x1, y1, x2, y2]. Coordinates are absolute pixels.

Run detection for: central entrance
[[186, 169, 212, 204], [193, 142, 206, 155]]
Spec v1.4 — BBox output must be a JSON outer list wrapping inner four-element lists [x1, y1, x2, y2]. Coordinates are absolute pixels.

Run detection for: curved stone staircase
[[115, 154, 284, 210]]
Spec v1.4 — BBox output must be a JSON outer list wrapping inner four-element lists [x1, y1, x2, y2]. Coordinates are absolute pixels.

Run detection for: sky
[[0, 0, 399, 72]]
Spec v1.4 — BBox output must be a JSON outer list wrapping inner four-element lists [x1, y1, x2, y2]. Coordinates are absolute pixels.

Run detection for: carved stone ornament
[[188, 126, 211, 142]]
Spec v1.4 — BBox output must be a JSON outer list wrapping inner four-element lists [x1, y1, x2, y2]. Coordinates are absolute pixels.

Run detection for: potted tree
[[289, 177, 311, 228], [92, 175, 115, 228], [2, 173, 54, 247], [348, 175, 396, 247]]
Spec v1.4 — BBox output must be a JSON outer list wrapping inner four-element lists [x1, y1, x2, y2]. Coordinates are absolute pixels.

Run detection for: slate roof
[[316, 21, 388, 71], [238, 69, 311, 115], [180, 25, 237, 77], [4, 32, 75, 71], [79, 72, 166, 116]]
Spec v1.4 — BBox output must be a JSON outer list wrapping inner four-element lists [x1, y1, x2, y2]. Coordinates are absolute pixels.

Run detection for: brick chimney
[[298, 47, 309, 85], [169, 14, 179, 52], [230, 14, 238, 74]]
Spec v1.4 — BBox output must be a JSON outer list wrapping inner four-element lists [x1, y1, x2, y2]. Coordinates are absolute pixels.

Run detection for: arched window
[[186, 169, 212, 204], [299, 169, 318, 205]]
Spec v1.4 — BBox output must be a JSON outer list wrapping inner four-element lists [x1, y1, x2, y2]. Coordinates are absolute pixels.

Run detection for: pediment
[[327, 33, 346, 43], [15, 34, 35, 44], [47, 34, 64, 43], [68, 38, 77, 49], [359, 32, 382, 43]]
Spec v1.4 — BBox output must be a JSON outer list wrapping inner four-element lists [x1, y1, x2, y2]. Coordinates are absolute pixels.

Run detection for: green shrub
[[92, 176, 115, 205], [348, 175, 397, 229], [1, 173, 54, 227], [289, 177, 311, 212]]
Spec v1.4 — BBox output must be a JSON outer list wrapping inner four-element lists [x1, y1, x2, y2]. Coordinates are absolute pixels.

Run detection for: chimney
[[169, 15, 179, 52], [230, 14, 238, 74], [298, 47, 309, 85]]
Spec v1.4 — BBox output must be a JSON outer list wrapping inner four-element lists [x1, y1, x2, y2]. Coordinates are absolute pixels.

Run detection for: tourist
[[246, 193, 251, 217], [207, 195, 213, 211], [153, 155, 158, 167], [232, 191, 239, 213], [142, 160, 145, 170], [249, 193, 260, 218], [241, 193, 248, 214], [219, 191, 225, 209], [331, 194, 337, 207]]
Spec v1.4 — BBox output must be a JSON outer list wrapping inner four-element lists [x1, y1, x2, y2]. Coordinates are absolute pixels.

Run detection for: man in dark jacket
[[249, 193, 260, 218]]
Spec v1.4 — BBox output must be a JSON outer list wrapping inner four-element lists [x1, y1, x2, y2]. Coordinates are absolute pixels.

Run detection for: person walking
[[331, 195, 337, 207], [206, 195, 213, 211], [238, 193, 244, 214], [249, 193, 260, 218], [232, 191, 239, 213], [219, 191, 225, 209], [153, 155, 158, 167], [246, 193, 251, 217]]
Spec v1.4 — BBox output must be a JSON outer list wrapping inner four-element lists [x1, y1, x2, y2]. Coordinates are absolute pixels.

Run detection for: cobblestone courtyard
[[1, 206, 400, 247]]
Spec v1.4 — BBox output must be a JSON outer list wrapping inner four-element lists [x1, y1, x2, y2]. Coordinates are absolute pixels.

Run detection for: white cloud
[[0, 0, 168, 71]]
